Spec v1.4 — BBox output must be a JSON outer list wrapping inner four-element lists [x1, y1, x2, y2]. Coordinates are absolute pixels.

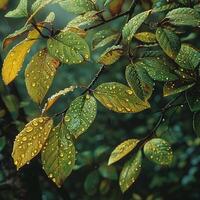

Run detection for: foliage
[[0, 0, 200, 199]]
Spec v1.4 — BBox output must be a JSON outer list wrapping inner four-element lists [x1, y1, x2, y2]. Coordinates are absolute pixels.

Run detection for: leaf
[[119, 151, 142, 193], [47, 31, 90, 64], [67, 11, 100, 28], [166, 8, 200, 26], [65, 94, 97, 138], [59, 0, 96, 14], [25, 49, 60, 104], [3, 24, 31, 49], [163, 80, 195, 97], [0, 0, 8, 10], [94, 82, 150, 113], [92, 30, 119, 50], [12, 117, 53, 170], [108, 139, 139, 165], [42, 123, 76, 187], [5, 0, 28, 18], [144, 138, 173, 166], [153, 2, 179, 13], [63, 27, 87, 38], [134, 32, 157, 43], [175, 44, 200, 69], [109, 0, 125, 16], [122, 10, 151, 43], [0, 137, 6, 152], [193, 112, 200, 137], [137, 57, 178, 81], [125, 63, 153, 101], [186, 87, 200, 112], [2, 28, 41, 85], [42, 86, 77, 113], [99, 163, 117, 180], [156, 27, 181, 59], [98, 45, 123, 65]]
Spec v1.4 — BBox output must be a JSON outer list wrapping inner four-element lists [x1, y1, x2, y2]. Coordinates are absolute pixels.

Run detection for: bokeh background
[[0, 0, 200, 199]]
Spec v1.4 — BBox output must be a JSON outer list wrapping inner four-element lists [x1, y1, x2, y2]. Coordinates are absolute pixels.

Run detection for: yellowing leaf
[[134, 32, 156, 43], [108, 139, 139, 165], [42, 85, 77, 113], [0, 0, 8, 10], [42, 123, 76, 187], [98, 45, 123, 65], [12, 117, 53, 170], [94, 82, 150, 113], [2, 29, 40, 85], [25, 49, 60, 104], [119, 151, 142, 192], [144, 138, 173, 166], [109, 0, 125, 16]]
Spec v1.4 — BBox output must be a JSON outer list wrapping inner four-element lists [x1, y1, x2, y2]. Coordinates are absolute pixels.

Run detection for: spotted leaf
[[156, 28, 181, 59], [126, 63, 154, 101], [94, 82, 150, 113], [122, 10, 151, 43], [42, 123, 76, 187], [47, 31, 90, 64], [193, 112, 200, 137], [5, 0, 28, 18], [119, 151, 142, 193], [25, 49, 59, 104], [65, 95, 97, 138], [108, 139, 139, 165], [2, 28, 41, 85], [166, 7, 200, 27], [175, 44, 200, 69], [59, 0, 96, 14], [12, 117, 53, 170], [98, 45, 123, 65], [134, 32, 157, 43], [144, 138, 173, 166]]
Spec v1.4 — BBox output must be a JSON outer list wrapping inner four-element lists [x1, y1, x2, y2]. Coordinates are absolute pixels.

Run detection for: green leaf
[[163, 80, 195, 97], [126, 63, 153, 101], [94, 82, 150, 113], [5, 0, 28, 18], [67, 11, 100, 28], [25, 49, 60, 104], [144, 138, 173, 166], [108, 139, 139, 165], [12, 117, 53, 170], [119, 151, 142, 193], [84, 170, 100, 195], [122, 10, 151, 43], [42, 123, 76, 187], [59, 0, 96, 14], [99, 163, 117, 180], [156, 27, 181, 59], [65, 94, 97, 138], [47, 31, 90, 64], [186, 87, 200, 112], [193, 112, 200, 137], [134, 32, 157, 43], [92, 30, 119, 50], [166, 8, 200, 26], [0, 137, 6, 152], [137, 57, 178, 81], [175, 44, 200, 69], [98, 45, 123, 65], [152, 2, 179, 13]]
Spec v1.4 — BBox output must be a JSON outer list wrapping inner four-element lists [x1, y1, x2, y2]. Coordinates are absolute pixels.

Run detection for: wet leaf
[[2, 28, 41, 85], [119, 151, 142, 193], [25, 49, 60, 104], [122, 10, 151, 43], [42, 123, 76, 187], [156, 27, 181, 59], [94, 82, 150, 113], [98, 45, 123, 65], [152, 2, 179, 13], [144, 138, 173, 166], [47, 31, 90, 64], [12, 117, 53, 170], [108, 139, 139, 165], [65, 95, 97, 138], [134, 32, 156, 43]]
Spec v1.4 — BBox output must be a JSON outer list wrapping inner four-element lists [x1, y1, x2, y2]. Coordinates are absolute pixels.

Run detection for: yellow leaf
[[12, 117, 53, 170], [0, 0, 8, 10], [2, 28, 40, 85], [109, 0, 125, 16]]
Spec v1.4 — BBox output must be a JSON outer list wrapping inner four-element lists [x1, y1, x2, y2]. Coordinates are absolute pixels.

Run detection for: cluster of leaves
[[1, 0, 200, 193]]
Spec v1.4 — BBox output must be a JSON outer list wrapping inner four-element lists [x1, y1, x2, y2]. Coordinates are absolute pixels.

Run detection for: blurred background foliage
[[0, 0, 200, 199]]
